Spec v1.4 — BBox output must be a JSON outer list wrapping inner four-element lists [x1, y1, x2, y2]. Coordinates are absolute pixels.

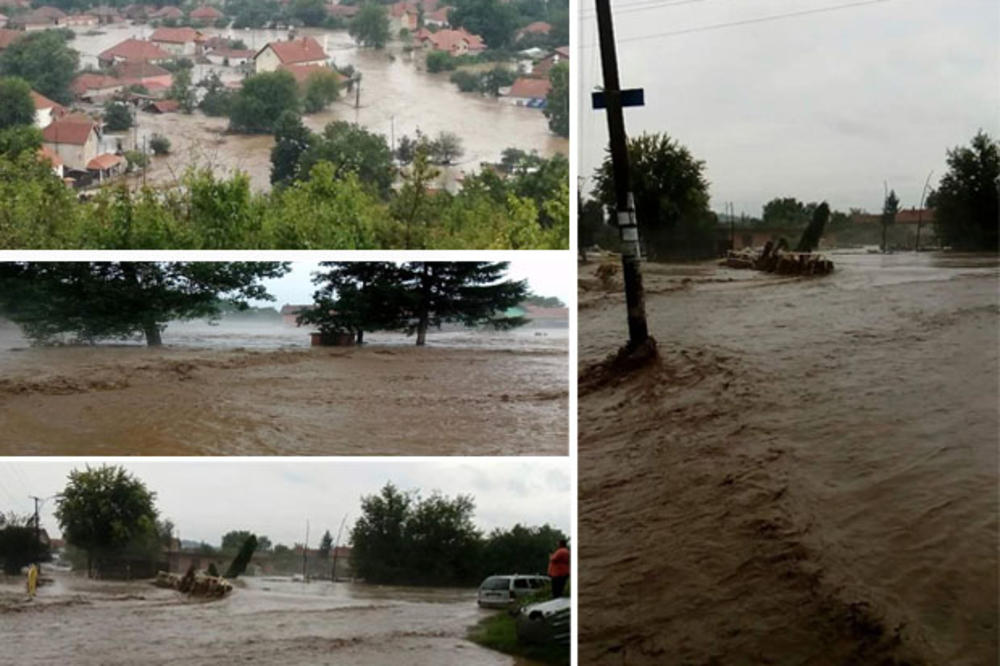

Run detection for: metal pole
[[29, 496, 41, 564], [594, 0, 648, 349]]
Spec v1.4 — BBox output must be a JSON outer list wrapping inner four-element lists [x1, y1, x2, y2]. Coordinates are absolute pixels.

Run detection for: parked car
[[516, 596, 571, 645], [476, 574, 549, 608]]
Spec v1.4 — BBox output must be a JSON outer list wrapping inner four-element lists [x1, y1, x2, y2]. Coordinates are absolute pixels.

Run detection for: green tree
[[229, 70, 300, 133], [390, 143, 441, 248], [349, 4, 390, 48], [0, 149, 78, 249], [932, 131, 1000, 251], [479, 523, 567, 579], [404, 492, 481, 585], [0, 31, 79, 105], [197, 71, 234, 117], [0, 77, 35, 130], [762, 197, 812, 228], [425, 50, 456, 73], [448, 0, 517, 48], [298, 262, 405, 343], [594, 132, 714, 260], [302, 69, 341, 113], [318, 529, 333, 565], [270, 111, 314, 186], [480, 65, 515, 96], [430, 131, 463, 164], [450, 69, 480, 92], [168, 66, 195, 113], [291, 0, 327, 26], [399, 262, 528, 345], [298, 120, 395, 197], [544, 61, 568, 138], [350, 482, 414, 583], [0, 262, 290, 346], [881, 188, 899, 252], [103, 101, 133, 132], [795, 201, 830, 252], [53, 465, 159, 577], [0, 513, 51, 574], [149, 133, 171, 155]]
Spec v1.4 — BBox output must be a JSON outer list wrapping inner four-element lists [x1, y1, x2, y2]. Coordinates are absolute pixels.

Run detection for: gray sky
[[0, 460, 571, 547], [256, 258, 574, 308], [579, 0, 999, 215]]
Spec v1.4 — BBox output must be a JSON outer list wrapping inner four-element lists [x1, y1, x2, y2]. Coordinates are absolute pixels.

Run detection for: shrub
[[449, 70, 480, 93], [425, 50, 455, 73], [149, 134, 171, 155]]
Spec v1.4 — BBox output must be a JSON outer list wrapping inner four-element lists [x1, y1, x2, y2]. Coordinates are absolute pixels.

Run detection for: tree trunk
[[356, 329, 364, 345], [144, 322, 163, 346]]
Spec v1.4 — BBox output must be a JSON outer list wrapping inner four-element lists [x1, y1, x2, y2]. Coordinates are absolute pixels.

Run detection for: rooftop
[[258, 37, 327, 65], [41, 114, 98, 145], [508, 76, 551, 99], [100, 38, 171, 62]]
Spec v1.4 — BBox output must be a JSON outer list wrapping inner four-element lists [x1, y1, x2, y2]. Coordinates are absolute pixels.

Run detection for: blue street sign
[[591, 88, 645, 109]]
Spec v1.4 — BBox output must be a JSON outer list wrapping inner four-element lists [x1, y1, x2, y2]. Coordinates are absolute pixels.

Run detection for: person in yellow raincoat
[[26, 563, 38, 599]]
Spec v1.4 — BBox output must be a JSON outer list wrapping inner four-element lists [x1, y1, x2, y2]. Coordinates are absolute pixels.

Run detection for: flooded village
[[0, 1, 567, 191], [0, 460, 572, 664]]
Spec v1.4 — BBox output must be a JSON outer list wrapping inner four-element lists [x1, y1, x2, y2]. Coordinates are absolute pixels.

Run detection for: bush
[[425, 50, 456, 73], [149, 134, 170, 155], [103, 102, 132, 131], [449, 70, 480, 93], [123, 150, 149, 171], [213, 16, 229, 28]]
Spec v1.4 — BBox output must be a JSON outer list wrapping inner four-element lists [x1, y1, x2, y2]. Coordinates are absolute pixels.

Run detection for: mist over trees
[[0, 262, 289, 346]]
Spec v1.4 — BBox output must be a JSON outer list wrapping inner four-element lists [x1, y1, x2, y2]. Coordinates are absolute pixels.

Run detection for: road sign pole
[[594, 0, 649, 349]]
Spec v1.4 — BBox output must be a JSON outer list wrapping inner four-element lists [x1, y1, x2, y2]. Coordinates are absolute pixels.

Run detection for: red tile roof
[[189, 5, 222, 19], [42, 114, 98, 145], [508, 76, 550, 99], [0, 29, 20, 50], [149, 99, 179, 112], [87, 153, 124, 170], [419, 28, 485, 52], [517, 20, 550, 36], [258, 37, 326, 65], [150, 26, 203, 44], [425, 6, 450, 22], [71, 72, 122, 96], [113, 60, 171, 80], [149, 5, 183, 18], [31, 5, 66, 19], [100, 38, 171, 62]]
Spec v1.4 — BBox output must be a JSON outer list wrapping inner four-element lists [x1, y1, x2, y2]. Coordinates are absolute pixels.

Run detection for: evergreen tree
[[349, 4, 390, 48], [881, 189, 899, 252], [933, 131, 1000, 251], [270, 111, 314, 186], [297, 262, 404, 344], [224, 534, 258, 578], [0, 77, 35, 130]]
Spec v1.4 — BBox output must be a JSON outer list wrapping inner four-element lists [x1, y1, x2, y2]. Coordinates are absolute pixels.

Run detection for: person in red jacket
[[548, 539, 570, 598]]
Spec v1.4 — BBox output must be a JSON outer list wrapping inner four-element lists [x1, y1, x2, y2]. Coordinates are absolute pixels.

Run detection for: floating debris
[[154, 569, 233, 598]]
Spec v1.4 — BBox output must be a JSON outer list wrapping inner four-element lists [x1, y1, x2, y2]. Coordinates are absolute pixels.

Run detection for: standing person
[[548, 539, 570, 598], [26, 563, 38, 599]]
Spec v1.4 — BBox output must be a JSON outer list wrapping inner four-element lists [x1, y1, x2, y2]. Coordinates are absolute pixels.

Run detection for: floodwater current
[[0, 321, 568, 455], [0, 573, 541, 665], [69, 24, 566, 191], [578, 251, 999, 664]]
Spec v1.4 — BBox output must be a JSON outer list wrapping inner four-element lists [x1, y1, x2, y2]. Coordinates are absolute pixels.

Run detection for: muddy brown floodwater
[[578, 251, 999, 665], [0, 325, 567, 455], [70, 25, 567, 191], [0, 572, 542, 666]]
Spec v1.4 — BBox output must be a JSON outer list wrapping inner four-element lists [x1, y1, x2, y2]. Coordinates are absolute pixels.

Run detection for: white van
[[477, 574, 550, 608]]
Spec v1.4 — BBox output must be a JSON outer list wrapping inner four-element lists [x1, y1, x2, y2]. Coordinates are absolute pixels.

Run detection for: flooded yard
[[70, 25, 566, 191], [578, 252, 999, 664], [0, 573, 539, 665]]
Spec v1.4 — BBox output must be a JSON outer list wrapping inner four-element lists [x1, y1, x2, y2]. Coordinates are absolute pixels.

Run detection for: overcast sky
[[255, 258, 574, 308], [579, 0, 999, 215], [0, 459, 571, 547]]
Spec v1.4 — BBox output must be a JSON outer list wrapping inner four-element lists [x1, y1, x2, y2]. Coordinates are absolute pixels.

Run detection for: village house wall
[[254, 46, 283, 73], [45, 130, 98, 171]]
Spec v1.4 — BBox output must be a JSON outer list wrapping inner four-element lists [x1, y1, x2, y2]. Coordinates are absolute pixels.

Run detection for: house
[[280, 304, 312, 326], [414, 27, 485, 55], [59, 12, 98, 27], [37, 145, 64, 178], [113, 60, 173, 93], [121, 3, 155, 20], [12, 6, 65, 30], [389, 1, 418, 31], [90, 6, 123, 24], [516, 20, 550, 41], [86, 152, 125, 182], [530, 45, 568, 78], [189, 5, 223, 23], [150, 26, 204, 55], [148, 5, 183, 20], [253, 36, 327, 73], [146, 98, 179, 113], [0, 0, 28, 9], [423, 6, 451, 27], [205, 47, 254, 66], [30, 90, 65, 128], [71, 72, 124, 101], [41, 113, 100, 171], [503, 76, 550, 105], [0, 27, 22, 51], [0, 13, 7, 28], [99, 38, 171, 66]]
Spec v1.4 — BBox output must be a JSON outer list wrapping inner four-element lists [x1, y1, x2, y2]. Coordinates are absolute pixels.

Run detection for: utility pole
[[29, 495, 41, 564], [331, 513, 347, 581], [594, 0, 648, 349], [916, 170, 933, 252], [302, 519, 309, 580]]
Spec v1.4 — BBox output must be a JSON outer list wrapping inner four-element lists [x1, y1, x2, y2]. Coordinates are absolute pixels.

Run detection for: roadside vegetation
[[468, 589, 569, 665]]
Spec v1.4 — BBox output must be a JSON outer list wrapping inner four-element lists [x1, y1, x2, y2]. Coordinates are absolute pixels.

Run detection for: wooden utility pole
[[29, 495, 41, 564], [594, 0, 649, 349]]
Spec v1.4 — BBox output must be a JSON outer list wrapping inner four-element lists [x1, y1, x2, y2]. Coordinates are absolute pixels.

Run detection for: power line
[[580, 0, 706, 19], [580, 0, 893, 48]]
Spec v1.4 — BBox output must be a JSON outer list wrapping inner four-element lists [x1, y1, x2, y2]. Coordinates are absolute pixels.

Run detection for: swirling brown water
[[0, 573, 539, 665], [0, 332, 567, 455], [578, 252, 998, 664]]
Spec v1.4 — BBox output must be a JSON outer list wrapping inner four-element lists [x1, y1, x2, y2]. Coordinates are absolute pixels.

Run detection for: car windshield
[[481, 577, 510, 590]]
